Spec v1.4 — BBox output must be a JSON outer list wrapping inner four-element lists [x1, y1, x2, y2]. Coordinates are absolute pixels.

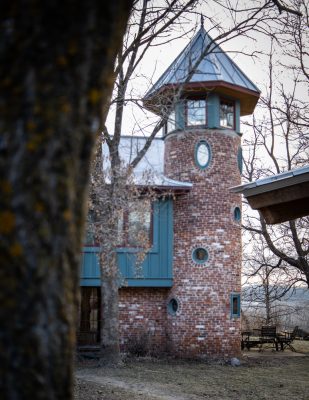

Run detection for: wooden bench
[[277, 326, 298, 352], [242, 325, 300, 352], [241, 326, 278, 351], [241, 330, 261, 350], [259, 325, 278, 351]]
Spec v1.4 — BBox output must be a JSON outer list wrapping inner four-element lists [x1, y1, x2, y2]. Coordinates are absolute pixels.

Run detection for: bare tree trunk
[[264, 274, 271, 325], [100, 252, 121, 365], [0, 1, 132, 398]]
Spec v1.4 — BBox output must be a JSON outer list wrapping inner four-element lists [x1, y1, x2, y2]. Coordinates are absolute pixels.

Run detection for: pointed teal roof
[[144, 28, 260, 116]]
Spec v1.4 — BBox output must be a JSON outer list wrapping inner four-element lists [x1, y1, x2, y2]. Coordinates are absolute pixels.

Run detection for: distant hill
[[242, 285, 309, 303], [241, 285, 309, 331]]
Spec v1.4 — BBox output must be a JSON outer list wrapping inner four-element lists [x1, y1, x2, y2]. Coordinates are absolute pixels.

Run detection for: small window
[[128, 201, 151, 247], [237, 146, 243, 174], [195, 140, 211, 169], [167, 298, 179, 315], [233, 207, 241, 222], [192, 247, 209, 264], [230, 293, 241, 318], [187, 100, 206, 126], [117, 200, 152, 248], [166, 110, 176, 134], [220, 100, 234, 129]]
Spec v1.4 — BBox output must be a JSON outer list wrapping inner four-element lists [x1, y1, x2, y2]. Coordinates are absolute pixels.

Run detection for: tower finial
[[200, 13, 204, 29]]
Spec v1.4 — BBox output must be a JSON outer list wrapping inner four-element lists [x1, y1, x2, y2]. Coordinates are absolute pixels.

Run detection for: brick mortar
[[118, 128, 243, 358]]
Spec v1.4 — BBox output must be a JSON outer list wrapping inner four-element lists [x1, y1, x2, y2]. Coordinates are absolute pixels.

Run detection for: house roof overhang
[[143, 81, 260, 117], [138, 183, 192, 196], [230, 166, 309, 224]]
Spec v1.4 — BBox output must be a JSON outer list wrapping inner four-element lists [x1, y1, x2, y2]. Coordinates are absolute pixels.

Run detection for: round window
[[234, 207, 241, 222], [195, 140, 211, 169], [192, 247, 209, 264], [167, 298, 179, 315]]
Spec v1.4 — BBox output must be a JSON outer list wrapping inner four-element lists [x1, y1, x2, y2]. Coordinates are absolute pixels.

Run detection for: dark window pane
[[168, 298, 179, 315], [233, 296, 238, 315], [192, 247, 209, 264], [78, 287, 100, 345], [234, 207, 241, 221], [231, 293, 240, 318]]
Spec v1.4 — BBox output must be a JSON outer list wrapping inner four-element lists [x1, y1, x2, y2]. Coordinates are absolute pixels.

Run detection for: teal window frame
[[230, 293, 241, 318], [233, 207, 241, 222], [192, 247, 209, 264], [167, 298, 179, 315], [186, 99, 207, 126], [194, 140, 211, 170]]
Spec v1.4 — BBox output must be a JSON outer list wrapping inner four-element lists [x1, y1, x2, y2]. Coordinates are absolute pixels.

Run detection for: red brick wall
[[164, 129, 242, 358], [118, 288, 169, 354], [118, 128, 242, 359]]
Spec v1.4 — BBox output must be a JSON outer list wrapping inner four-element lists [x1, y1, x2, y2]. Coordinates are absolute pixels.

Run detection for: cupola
[[143, 26, 260, 135]]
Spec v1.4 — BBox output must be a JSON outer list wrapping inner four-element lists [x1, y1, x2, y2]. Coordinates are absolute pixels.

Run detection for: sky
[[105, 1, 308, 167]]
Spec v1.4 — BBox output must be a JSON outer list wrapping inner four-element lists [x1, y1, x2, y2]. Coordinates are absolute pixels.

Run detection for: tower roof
[[144, 27, 260, 116]]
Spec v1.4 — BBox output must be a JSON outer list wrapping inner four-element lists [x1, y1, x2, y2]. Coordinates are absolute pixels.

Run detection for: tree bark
[[0, 1, 132, 398]]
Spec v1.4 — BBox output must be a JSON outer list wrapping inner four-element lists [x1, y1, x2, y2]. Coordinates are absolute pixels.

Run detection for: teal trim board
[[80, 198, 173, 287], [235, 100, 240, 133], [207, 94, 220, 128], [175, 101, 185, 130]]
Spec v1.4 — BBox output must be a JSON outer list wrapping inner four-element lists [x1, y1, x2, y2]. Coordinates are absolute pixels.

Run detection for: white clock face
[[196, 142, 210, 168]]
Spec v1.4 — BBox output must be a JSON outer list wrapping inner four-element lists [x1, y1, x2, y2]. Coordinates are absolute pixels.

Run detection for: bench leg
[[288, 343, 296, 352]]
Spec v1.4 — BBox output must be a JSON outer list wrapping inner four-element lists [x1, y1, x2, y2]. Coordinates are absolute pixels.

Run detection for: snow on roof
[[103, 136, 192, 190]]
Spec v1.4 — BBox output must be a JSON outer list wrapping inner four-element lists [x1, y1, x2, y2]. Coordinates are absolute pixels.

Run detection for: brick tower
[[144, 26, 260, 358]]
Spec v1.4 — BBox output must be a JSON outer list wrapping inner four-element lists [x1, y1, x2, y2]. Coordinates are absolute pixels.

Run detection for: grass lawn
[[75, 341, 309, 400]]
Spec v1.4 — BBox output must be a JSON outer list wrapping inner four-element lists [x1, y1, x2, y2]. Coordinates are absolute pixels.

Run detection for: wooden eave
[[245, 181, 309, 224], [137, 184, 192, 196], [144, 81, 260, 116], [231, 168, 309, 224]]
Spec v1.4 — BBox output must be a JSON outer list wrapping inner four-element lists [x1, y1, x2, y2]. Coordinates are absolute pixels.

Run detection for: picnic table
[[241, 326, 297, 352]]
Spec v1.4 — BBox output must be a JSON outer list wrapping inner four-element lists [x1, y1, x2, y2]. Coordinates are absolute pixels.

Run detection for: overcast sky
[[105, 2, 308, 163]]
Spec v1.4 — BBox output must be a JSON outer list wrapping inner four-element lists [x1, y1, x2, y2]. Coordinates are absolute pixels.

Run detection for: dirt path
[[75, 348, 309, 400], [76, 372, 197, 400]]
